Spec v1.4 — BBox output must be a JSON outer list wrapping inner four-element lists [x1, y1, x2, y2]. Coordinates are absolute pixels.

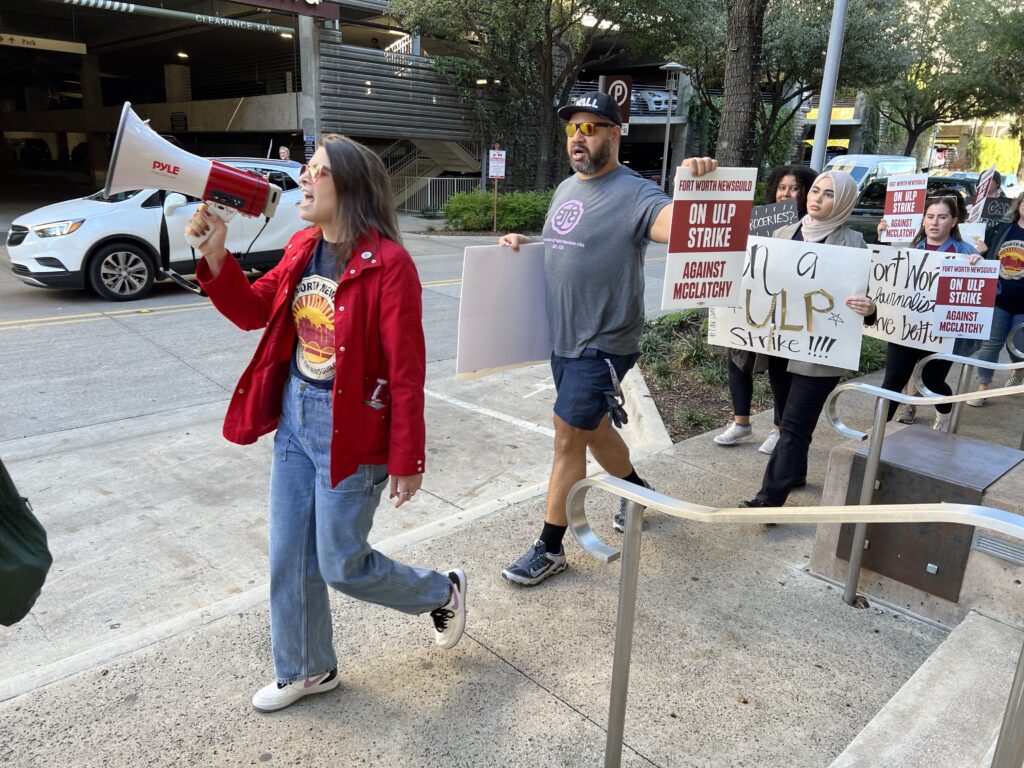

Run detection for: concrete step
[[829, 611, 1022, 768]]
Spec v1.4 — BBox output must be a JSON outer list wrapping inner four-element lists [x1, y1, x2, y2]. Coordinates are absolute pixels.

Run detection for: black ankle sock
[[621, 469, 642, 486], [539, 523, 567, 554]]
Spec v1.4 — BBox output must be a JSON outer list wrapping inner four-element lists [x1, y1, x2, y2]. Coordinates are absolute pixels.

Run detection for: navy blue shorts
[[551, 347, 639, 430]]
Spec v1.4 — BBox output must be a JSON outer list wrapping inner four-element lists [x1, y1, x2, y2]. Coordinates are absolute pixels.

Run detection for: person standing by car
[[714, 164, 818, 454], [876, 197, 982, 429], [968, 191, 1024, 405], [186, 134, 467, 713], [278, 145, 291, 161], [740, 171, 874, 510]]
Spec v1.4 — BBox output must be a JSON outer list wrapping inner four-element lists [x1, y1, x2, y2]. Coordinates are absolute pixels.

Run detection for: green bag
[[0, 457, 52, 626]]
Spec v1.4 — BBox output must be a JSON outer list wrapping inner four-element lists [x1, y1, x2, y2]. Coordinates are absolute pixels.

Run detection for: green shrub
[[443, 190, 493, 231], [497, 190, 553, 232], [443, 189, 554, 232]]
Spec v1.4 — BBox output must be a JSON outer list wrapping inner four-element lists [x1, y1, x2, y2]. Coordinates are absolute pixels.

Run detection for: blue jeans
[[975, 307, 1024, 385], [268, 376, 450, 684]]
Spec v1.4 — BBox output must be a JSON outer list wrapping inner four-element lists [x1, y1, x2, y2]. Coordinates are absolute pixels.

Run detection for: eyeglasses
[[564, 121, 615, 137], [300, 162, 330, 181]]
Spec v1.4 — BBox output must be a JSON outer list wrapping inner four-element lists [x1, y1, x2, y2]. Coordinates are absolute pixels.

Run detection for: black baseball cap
[[557, 91, 622, 126]]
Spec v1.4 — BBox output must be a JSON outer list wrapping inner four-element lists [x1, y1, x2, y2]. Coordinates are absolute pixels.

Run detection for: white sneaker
[[967, 387, 989, 407], [713, 422, 753, 446], [1006, 375, 1023, 388], [252, 668, 339, 712], [758, 430, 780, 455], [933, 412, 951, 431], [895, 404, 916, 424], [430, 570, 467, 649]]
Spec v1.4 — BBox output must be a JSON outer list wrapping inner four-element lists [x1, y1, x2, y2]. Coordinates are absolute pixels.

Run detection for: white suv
[[7, 158, 304, 301]]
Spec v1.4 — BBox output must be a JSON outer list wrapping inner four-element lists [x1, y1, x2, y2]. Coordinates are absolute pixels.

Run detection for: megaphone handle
[[185, 202, 238, 249]]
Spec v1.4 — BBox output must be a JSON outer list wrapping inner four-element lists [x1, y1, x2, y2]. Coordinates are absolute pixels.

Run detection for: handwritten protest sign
[[748, 201, 799, 237], [881, 174, 928, 242], [661, 166, 757, 309], [708, 236, 871, 371], [864, 246, 952, 353], [934, 260, 999, 339], [959, 222, 987, 253], [981, 197, 1014, 223]]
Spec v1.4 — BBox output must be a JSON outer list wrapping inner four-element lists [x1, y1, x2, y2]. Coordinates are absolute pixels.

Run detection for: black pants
[[755, 374, 840, 506], [880, 343, 954, 420], [726, 352, 793, 426]]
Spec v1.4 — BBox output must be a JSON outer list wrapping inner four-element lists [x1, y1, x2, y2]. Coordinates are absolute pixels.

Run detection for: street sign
[[488, 150, 506, 180], [0, 34, 86, 55], [600, 75, 632, 136]]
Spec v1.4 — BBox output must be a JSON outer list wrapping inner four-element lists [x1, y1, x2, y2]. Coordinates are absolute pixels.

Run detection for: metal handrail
[[565, 477, 1024, 768], [911, 352, 1024, 435], [826, 360, 1024, 609]]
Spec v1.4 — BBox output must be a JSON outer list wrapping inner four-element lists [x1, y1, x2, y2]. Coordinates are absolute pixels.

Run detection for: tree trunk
[[716, 0, 768, 166], [903, 126, 926, 159]]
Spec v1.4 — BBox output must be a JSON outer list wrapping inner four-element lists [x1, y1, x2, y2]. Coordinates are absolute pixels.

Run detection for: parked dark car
[[846, 175, 979, 244]]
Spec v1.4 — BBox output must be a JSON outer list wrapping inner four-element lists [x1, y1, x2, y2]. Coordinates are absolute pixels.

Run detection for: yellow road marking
[[0, 302, 212, 331]]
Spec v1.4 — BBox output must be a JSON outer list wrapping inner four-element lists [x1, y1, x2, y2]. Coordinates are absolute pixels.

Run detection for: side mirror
[[163, 192, 188, 216]]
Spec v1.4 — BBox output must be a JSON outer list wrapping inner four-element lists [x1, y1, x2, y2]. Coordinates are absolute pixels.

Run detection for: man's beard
[[569, 140, 611, 175]]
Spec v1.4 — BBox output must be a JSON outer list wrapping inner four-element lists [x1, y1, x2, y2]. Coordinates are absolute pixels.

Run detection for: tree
[[715, 0, 769, 167], [871, 1, 991, 158], [676, 0, 911, 171], [391, 0, 692, 188], [960, 0, 1024, 177]]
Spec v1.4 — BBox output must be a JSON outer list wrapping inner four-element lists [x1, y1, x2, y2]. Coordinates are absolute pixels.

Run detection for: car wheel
[[88, 242, 156, 301]]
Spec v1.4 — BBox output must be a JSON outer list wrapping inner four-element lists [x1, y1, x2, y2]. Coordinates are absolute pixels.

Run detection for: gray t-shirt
[[542, 165, 670, 358]]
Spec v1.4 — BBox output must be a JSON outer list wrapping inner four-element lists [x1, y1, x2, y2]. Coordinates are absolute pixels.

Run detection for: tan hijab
[[799, 171, 858, 242]]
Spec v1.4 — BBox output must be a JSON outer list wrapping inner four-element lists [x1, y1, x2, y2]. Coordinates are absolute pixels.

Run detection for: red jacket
[[196, 226, 427, 486]]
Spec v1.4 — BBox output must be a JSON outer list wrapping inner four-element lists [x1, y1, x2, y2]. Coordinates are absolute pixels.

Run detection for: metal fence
[[392, 176, 481, 213]]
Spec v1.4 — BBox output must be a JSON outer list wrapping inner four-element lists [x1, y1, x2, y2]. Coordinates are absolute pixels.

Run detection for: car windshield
[[85, 190, 140, 203], [827, 164, 868, 182]]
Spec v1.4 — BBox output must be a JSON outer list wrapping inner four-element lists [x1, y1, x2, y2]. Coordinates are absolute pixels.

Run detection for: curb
[[621, 367, 673, 455]]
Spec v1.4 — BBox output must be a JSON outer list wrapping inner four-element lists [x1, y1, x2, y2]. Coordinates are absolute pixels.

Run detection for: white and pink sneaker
[[252, 667, 339, 712]]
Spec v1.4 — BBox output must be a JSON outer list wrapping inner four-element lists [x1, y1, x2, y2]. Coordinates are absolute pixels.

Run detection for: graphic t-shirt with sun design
[[289, 240, 338, 388], [996, 223, 1024, 313]]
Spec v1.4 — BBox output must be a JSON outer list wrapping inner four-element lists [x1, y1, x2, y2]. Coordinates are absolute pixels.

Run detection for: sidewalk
[[5, 365, 1023, 767], [4, 211, 1024, 765]]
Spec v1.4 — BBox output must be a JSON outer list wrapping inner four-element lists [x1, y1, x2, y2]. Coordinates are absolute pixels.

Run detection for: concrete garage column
[[81, 53, 109, 188], [298, 15, 322, 148]]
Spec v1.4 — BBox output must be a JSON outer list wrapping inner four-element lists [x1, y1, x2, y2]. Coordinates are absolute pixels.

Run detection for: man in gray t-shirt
[[497, 91, 717, 586]]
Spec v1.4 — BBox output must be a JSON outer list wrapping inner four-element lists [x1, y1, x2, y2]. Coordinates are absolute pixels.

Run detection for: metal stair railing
[[827, 352, 1024, 611], [566, 478, 1024, 768]]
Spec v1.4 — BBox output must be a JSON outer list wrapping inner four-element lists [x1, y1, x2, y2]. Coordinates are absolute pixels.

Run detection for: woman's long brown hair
[[320, 134, 402, 275]]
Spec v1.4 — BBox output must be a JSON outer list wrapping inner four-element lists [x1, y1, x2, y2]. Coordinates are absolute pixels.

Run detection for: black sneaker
[[429, 570, 467, 649], [613, 478, 653, 532], [501, 540, 567, 586]]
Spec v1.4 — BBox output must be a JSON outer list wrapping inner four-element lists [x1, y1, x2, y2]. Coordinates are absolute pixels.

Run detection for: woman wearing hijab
[[740, 171, 874, 509], [715, 165, 819, 454]]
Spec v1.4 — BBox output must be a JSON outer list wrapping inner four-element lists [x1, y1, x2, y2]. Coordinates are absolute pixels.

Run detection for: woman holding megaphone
[[186, 135, 467, 713]]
